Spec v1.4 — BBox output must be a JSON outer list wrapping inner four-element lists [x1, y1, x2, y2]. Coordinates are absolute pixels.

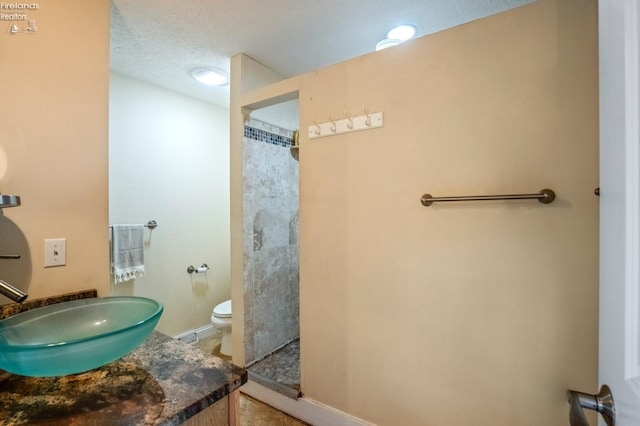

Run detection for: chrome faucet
[[0, 278, 27, 303], [0, 193, 27, 303]]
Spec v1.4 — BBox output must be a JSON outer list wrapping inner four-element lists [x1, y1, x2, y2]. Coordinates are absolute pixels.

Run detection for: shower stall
[[242, 114, 300, 398]]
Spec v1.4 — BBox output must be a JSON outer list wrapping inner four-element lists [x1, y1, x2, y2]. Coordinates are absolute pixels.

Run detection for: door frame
[[599, 0, 640, 417]]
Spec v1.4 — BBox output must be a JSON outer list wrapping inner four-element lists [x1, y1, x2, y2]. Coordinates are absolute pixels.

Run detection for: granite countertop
[[0, 323, 247, 425]]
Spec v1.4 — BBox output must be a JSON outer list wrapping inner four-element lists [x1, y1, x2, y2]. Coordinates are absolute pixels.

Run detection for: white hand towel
[[111, 224, 145, 284]]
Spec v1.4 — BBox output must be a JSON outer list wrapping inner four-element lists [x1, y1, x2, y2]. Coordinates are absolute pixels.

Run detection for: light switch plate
[[44, 238, 66, 267]]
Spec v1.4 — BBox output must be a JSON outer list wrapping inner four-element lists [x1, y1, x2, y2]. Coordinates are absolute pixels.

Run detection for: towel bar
[[109, 220, 158, 230], [420, 189, 555, 206]]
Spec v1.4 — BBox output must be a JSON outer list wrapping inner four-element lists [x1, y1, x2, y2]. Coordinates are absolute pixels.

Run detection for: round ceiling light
[[191, 67, 229, 86], [386, 24, 417, 42], [375, 38, 402, 51]]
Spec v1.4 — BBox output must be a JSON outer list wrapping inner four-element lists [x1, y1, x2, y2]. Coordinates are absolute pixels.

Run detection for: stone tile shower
[[243, 118, 300, 396]]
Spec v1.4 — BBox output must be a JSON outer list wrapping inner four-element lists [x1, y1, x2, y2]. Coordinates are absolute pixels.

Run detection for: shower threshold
[[247, 338, 300, 399]]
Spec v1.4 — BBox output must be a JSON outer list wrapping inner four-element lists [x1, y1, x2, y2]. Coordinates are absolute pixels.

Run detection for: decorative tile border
[[244, 118, 294, 148]]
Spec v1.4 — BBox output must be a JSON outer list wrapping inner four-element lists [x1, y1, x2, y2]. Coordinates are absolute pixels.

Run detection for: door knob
[[567, 385, 615, 426]]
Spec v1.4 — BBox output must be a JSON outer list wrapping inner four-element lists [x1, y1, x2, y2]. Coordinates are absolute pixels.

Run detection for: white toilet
[[211, 300, 232, 356]]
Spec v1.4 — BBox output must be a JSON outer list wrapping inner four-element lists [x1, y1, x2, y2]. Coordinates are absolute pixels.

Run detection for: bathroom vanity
[[0, 291, 247, 425]]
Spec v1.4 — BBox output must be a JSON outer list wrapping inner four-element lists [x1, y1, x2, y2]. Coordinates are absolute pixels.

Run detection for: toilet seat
[[213, 300, 231, 318]]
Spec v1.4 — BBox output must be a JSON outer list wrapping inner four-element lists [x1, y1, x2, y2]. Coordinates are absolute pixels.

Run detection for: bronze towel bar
[[420, 189, 555, 207]]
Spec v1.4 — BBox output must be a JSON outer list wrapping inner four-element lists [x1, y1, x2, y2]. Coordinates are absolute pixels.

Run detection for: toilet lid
[[213, 300, 232, 318]]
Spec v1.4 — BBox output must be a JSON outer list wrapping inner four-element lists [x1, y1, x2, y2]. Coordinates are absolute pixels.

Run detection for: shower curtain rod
[[420, 189, 555, 206]]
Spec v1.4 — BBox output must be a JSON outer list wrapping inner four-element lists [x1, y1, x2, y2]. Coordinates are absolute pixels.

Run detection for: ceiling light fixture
[[376, 24, 417, 51], [375, 39, 402, 51], [190, 67, 229, 86], [386, 24, 417, 42]]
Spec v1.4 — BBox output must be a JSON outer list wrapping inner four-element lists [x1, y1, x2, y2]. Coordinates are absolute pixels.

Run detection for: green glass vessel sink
[[0, 296, 163, 377]]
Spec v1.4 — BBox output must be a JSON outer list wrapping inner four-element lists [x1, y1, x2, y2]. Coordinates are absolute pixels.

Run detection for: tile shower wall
[[243, 118, 299, 364]]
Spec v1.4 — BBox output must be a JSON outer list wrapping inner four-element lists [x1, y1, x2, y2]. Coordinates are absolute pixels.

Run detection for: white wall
[[109, 73, 230, 336], [250, 101, 299, 130]]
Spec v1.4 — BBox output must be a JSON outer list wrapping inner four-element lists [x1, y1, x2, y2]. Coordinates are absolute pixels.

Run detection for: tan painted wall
[[296, 0, 598, 424], [0, 1, 110, 300]]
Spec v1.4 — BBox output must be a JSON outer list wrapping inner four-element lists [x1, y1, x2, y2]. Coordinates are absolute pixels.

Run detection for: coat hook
[[328, 115, 337, 132], [312, 119, 321, 135], [363, 107, 372, 126], [345, 111, 353, 129]]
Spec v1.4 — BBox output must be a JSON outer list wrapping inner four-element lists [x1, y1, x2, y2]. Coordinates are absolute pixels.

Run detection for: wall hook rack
[[308, 110, 384, 139]]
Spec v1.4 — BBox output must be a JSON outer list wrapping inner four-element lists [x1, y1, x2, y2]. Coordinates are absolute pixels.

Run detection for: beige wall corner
[[230, 54, 292, 365], [230, 53, 303, 365], [296, 0, 598, 424]]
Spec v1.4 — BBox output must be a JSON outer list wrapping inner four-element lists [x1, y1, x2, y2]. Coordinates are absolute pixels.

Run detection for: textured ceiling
[[110, 0, 535, 108]]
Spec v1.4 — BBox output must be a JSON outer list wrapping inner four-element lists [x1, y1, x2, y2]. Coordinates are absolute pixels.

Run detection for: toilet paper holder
[[187, 264, 209, 274]]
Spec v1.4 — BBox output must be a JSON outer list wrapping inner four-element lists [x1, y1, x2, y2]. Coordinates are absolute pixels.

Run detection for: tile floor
[[240, 394, 308, 426], [192, 333, 308, 426]]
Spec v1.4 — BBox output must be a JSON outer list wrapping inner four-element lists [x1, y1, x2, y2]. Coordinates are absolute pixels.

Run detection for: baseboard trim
[[241, 380, 375, 426], [193, 324, 217, 339], [174, 324, 217, 343]]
